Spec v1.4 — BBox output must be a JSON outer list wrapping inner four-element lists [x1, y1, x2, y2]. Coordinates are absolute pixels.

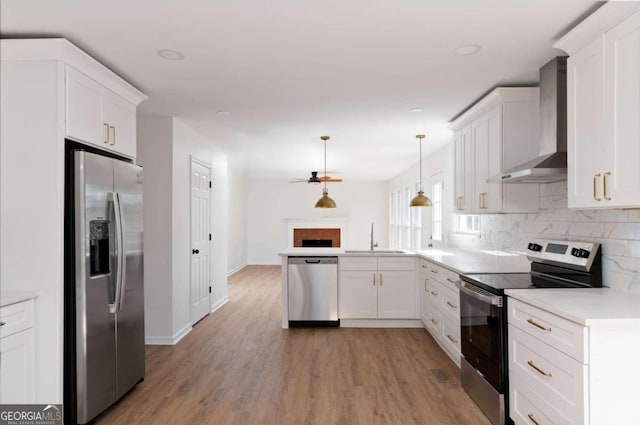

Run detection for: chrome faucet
[[370, 222, 378, 251]]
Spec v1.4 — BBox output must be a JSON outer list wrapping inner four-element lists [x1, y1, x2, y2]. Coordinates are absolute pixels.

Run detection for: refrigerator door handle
[[108, 192, 124, 314], [116, 192, 127, 312]]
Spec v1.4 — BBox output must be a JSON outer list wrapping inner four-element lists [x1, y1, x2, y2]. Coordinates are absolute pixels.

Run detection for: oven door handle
[[455, 280, 503, 307]]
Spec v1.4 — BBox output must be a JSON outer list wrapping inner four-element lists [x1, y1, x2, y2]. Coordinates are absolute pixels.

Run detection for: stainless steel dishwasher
[[287, 256, 339, 326]]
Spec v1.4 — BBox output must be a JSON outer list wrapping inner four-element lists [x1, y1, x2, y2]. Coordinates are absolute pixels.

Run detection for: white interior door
[[191, 159, 211, 325]]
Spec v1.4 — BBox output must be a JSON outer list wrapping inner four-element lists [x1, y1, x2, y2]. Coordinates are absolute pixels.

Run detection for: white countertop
[[1, 290, 39, 307], [505, 288, 640, 327], [416, 248, 531, 274], [279, 247, 531, 275]]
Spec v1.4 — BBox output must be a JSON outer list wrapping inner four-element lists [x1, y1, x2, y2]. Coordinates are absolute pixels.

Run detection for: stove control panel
[[525, 239, 600, 271]]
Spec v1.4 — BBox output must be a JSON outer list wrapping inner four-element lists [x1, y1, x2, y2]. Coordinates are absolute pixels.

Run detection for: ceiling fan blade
[[317, 176, 343, 182]]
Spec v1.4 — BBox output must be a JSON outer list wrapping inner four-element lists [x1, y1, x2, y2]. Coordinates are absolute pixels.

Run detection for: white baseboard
[[210, 296, 229, 313], [339, 319, 423, 328], [145, 323, 192, 346], [227, 264, 247, 276], [246, 261, 281, 266]]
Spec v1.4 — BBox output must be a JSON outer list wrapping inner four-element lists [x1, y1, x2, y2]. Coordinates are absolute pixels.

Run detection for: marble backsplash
[[446, 181, 640, 292]]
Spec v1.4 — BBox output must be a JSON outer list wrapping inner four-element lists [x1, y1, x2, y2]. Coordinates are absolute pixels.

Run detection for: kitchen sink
[[344, 249, 407, 254]]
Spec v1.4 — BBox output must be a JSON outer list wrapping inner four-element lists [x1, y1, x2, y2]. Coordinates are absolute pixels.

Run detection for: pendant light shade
[[315, 135, 336, 208], [410, 134, 432, 208], [315, 188, 337, 208]]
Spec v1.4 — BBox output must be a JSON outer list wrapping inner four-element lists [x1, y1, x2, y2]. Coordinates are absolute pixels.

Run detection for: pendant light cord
[[419, 136, 422, 192], [324, 139, 327, 191]]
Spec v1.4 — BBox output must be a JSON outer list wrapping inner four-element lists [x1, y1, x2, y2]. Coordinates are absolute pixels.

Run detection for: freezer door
[[74, 151, 117, 424], [113, 159, 145, 398]]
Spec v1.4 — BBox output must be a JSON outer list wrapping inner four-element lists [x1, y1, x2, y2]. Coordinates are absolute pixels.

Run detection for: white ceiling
[[1, 0, 600, 181]]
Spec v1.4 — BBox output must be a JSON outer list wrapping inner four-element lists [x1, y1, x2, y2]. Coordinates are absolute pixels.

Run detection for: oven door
[[456, 280, 505, 393]]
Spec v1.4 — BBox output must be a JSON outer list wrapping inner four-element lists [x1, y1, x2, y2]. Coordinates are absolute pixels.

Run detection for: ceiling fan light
[[315, 188, 337, 208], [410, 191, 432, 207]]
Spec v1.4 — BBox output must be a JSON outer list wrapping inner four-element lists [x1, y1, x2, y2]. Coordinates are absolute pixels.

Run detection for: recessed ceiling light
[[216, 111, 230, 116], [453, 44, 482, 56], [409, 107, 425, 113], [157, 49, 185, 61]]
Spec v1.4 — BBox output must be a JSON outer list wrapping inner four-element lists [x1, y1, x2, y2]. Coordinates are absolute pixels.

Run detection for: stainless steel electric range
[[456, 239, 602, 425]]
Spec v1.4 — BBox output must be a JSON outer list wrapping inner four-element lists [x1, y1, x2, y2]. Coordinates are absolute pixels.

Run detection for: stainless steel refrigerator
[[64, 147, 144, 424]]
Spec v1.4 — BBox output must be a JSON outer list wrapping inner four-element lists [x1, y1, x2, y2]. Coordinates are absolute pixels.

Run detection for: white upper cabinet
[[451, 88, 540, 214], [556, 4, 640, 209], [67, 66, 137, 158]]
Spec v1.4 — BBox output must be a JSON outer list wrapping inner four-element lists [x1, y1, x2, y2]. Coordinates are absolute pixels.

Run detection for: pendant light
[[315, 136, 337, 208], [410, 134, 432, 207]]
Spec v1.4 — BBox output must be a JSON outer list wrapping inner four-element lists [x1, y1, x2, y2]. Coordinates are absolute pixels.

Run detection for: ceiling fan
[[288, 171, 343, 184]]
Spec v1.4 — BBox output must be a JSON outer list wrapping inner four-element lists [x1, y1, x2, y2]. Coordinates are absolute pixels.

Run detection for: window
[[458, 214, 480, 234], [431, 181, 443, 241], [389, 182, 424, 250]]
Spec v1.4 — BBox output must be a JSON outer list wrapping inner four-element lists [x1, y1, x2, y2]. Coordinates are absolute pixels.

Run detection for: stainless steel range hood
[[489, 57, 568, 184]]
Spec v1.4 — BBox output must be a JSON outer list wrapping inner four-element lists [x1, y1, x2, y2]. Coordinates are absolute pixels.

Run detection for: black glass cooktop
[[460, 272, 585, 295]]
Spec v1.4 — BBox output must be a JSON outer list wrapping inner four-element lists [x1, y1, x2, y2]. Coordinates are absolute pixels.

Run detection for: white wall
[[136, 116, 174, 340], [137, 116, 229, 344], [246, 179, 388, 264], [227, 154, 248, 275]]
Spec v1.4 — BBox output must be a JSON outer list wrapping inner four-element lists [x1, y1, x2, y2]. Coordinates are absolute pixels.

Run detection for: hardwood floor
[[97, 265, 491, 425]]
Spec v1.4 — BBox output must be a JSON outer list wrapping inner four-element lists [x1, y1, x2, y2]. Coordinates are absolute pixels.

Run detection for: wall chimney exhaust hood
[[489, 57, 568, 184]]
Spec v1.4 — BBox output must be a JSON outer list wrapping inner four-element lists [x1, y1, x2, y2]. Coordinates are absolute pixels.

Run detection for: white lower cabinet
[[420, 259, 461, 367], [339, 256, 417, 319], [508, 296, 640, 425], [0, 299, 35, 403]]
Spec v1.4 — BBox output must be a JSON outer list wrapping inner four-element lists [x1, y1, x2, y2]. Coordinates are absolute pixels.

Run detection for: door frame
[[190, 156, 212, 325]]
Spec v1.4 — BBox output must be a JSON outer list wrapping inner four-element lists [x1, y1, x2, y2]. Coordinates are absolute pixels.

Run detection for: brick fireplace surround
[[293, 228, 341, 248]]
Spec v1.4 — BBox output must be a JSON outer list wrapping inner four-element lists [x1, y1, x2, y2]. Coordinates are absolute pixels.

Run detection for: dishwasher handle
[[287, 256, 338, 265]]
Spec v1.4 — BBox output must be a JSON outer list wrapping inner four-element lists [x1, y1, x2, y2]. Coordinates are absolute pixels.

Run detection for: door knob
[[192, 249, 200, 254]]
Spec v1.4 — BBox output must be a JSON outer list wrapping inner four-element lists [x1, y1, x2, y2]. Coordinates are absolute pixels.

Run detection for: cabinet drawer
[[0, 300, 34, 339], [508, 298, 588, 363], [426, 306, 441, 338], [510, 373, 573, 425], [423, 261, 459, 288], [440, 284, 460, 324], [509, 324, 587, 423], [378, 256, 415, 271], [441, 316, 461, 357], [339, 256, 377, 271], [425, 277, 441, 307]]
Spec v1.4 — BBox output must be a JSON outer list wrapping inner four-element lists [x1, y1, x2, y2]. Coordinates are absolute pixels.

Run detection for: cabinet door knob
[[192, 249, 200, 254]]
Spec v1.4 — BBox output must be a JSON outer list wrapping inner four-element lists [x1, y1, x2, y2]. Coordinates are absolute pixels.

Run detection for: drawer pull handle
[[527, 318, 551, 332], [431, 319, 438, 325], [527, 360, 552, 377], [430, 269, 438, 274], [446, 278, 456, 283], [446, 334, 458, 344], [446, 301, 457, 308], [379, 273, 383, 286], [373, 273, 376, 286], [421, 265, 428, 269], [0, 321, 5, 327], [430, 291, 438, 296], [527, 413, 540, 425]]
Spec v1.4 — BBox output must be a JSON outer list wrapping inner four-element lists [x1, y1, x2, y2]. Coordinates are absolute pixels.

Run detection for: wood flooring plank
[[95, 265, 491, 425]]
